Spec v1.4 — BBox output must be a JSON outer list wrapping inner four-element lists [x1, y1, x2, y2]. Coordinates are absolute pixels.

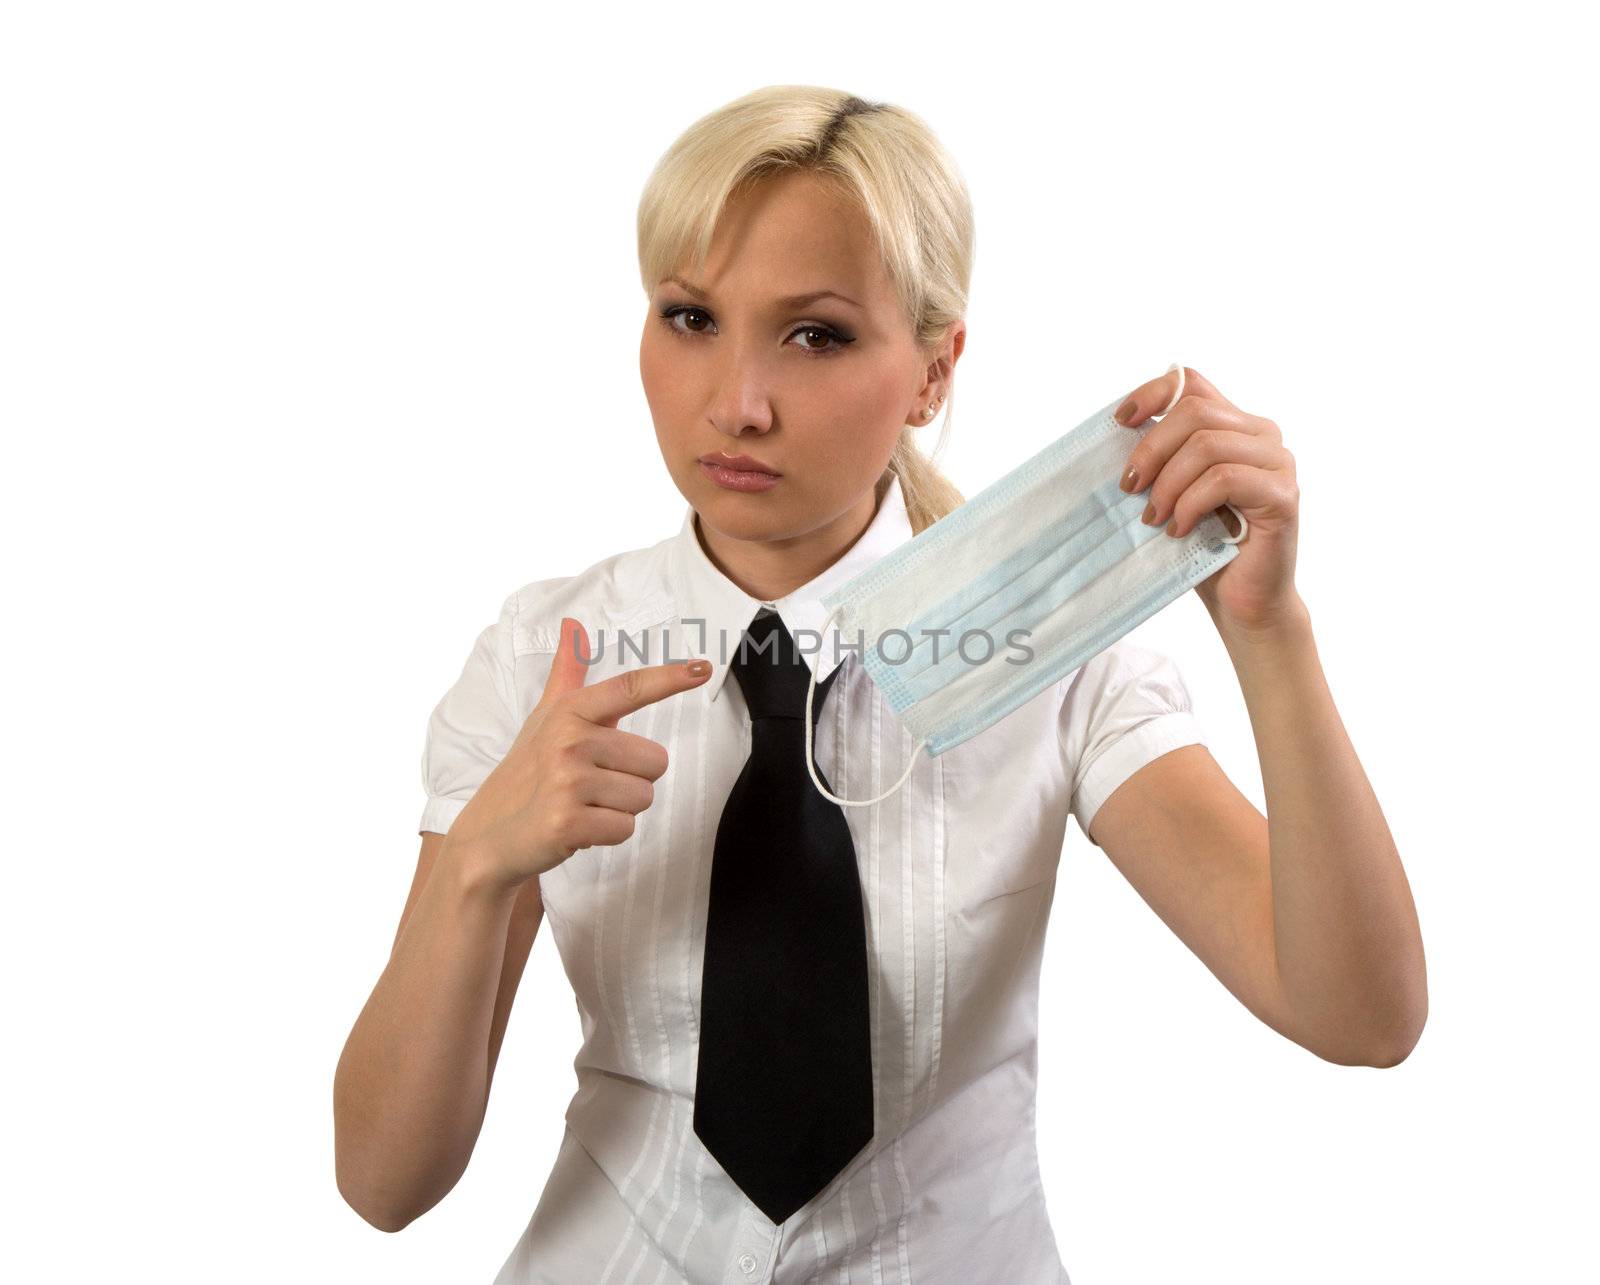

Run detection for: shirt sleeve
[[418, 590, 521, 836], [1059, 638, 1207, 846]]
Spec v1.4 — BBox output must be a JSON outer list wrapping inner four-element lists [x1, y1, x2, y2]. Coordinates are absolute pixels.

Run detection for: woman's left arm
[[1086, 367, 1427, 1068]]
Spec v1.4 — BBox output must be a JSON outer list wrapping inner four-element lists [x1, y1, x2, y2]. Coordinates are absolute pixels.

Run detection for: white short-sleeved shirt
[[419, 471, 1206, 1284]]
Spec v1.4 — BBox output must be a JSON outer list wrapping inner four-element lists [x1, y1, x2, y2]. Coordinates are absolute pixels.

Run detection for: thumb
[[539, 617, 594, 706]]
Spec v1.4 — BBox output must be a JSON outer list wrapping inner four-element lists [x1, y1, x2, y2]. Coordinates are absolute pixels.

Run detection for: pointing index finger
[[572, 658, 712, 728]]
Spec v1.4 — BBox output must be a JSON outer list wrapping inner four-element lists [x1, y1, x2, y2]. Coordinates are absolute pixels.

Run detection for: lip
[[697, 452, 781, 475], [698, 457, 782, 492]]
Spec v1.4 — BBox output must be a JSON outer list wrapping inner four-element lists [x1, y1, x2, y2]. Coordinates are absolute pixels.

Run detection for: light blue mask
[[804, 363, 1247, 806]]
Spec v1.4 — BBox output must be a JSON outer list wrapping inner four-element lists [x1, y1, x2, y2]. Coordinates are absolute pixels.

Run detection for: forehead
[[671, 171, 891, 307]]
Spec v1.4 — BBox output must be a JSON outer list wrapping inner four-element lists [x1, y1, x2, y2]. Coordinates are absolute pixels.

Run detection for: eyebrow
[[660, 274, 862, 311]]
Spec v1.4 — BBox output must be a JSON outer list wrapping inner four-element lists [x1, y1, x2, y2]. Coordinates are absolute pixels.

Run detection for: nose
[[710, 418, 772, 441], [705, 342, 777, 439]]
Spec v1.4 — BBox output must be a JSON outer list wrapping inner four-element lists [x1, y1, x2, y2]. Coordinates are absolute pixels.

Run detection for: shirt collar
[[667, 471, 914, 704]]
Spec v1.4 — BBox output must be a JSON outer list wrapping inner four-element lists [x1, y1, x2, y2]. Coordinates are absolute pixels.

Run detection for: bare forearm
[[334, 841, 522, 1230], [1211, 594, 1426, 1065]]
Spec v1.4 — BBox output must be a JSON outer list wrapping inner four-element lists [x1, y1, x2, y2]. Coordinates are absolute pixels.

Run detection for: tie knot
[[730, 609, 838, 724]]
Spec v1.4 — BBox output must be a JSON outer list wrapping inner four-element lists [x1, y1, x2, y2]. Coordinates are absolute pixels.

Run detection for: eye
[[789, 323, 852, 355], [661, 305, 713, 336], [657, 306, 855, 357]]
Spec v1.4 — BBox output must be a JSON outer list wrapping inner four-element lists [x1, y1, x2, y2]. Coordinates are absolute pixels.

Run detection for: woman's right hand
[[443, 617, 711, 893]]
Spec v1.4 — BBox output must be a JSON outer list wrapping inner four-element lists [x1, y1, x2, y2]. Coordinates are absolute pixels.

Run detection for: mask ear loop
[[1159, 361, 1186, 416], [804, 602, 928, 807], [1160, 362, 1249, 545], [1219, 504, 1249, 544]]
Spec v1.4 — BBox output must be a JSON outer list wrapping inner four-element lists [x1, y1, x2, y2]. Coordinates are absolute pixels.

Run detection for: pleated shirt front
[[418, 472, 1208, 1284]]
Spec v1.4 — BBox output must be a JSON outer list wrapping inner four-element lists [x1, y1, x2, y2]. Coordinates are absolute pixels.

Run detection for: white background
[[5, 2, 1594, 1281]]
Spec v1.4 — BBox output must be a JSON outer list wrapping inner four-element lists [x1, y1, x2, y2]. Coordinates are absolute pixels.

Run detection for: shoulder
[[1061, 637, 1193, 721], [1057, 637, 1206, 838], [498, 532, 678, 657], [1057, 636, 1202, 775]]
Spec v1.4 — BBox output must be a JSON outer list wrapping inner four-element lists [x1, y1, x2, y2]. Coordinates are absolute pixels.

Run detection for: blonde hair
[[636, 85, 971, 534]]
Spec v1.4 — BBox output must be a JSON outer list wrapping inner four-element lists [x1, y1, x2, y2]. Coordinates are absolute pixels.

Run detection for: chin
[[696, 485, 799, 534], [697, 493, 781, 530]]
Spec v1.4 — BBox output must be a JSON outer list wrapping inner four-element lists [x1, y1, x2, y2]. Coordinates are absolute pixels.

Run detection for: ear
[[919, 319, 966, 398]]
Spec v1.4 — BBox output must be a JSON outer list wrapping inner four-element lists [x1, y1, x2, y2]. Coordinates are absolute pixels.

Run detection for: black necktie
[[694, 608, 874, 1225]]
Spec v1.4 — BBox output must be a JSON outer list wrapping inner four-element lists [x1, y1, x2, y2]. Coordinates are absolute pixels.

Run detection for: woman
[[334, 85, 1426, 1283]]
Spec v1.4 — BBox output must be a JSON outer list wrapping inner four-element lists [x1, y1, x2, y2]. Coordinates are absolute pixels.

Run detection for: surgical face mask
[[804, 363, 1248, 807]]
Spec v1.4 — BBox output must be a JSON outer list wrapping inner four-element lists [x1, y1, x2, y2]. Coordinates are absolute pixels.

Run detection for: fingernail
[[1166, 519, 1179, 537], [685, 659, 710, 677], [1141, 501, 1157, 524], [1115, 398, 1138, 425], [1120, 465, 1140, 493]]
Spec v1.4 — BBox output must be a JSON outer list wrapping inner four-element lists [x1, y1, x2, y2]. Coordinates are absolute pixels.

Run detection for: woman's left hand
[[1114, 366, 1301, 634]]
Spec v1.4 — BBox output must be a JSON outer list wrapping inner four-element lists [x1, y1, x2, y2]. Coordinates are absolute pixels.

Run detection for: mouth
[[697, 452, 781, 475], [698, 453, 783, 492]]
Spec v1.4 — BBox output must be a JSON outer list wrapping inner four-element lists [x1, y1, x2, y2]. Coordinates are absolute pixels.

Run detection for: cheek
[[640, 326, 703, 413], [650, 415, 690, 481], [638, 330, 673, 405], [824, 366, 909, 448], [826, 361, 903, 413], [640, 345, 683, 460]]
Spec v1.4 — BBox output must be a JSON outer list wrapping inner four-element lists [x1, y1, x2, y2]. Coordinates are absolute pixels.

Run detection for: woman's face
[[641, 170, 959, 557]]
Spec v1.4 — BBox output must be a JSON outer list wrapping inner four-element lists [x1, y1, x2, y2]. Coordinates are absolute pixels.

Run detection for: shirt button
[[737, 1252, 757, 1274]]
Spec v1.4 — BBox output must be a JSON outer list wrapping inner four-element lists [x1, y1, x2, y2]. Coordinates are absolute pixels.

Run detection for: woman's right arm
[[333, 617, 711, 1232], [333, 830, 542, 1232]]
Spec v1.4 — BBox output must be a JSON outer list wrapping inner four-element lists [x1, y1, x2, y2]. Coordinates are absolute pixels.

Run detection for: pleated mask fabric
[[804, 365, 1248, 807]]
